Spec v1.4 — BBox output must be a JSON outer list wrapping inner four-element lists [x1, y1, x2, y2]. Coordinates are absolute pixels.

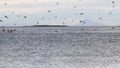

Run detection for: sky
[[0, 0, 120, 26]]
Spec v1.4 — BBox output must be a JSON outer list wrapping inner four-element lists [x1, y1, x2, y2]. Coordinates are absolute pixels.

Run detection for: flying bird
[[48, 10, 51, 13], [72, 19, 74, 22], [4, 16, 8, 19], [56, 2, 59, 5], [75, 13, 79, 15], [113, 5, 115, 8], [80, 13, 84, 15], [99, 17, 102, 20], [17, 15, 20, 17], [4, 3, 7, 5], [80, 20, 86, 24], [24, 16, 27, 19], [73, 6, 77, 8], [0, 20, 3, 22], [42, 17, 45, 19], [36, 22, 39, 25], [14, 23, 16, 26], [112, 1, 115, 4], [55, 16, 57, 19], [11, 12, 14, 14], [63, 22, 65, 25], [108, 12, 112, 15]]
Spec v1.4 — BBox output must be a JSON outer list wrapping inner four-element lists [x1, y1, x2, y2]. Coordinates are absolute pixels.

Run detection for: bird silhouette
[[75, 13, 79, 15], [56, 2, 59, 5], [11, 12, 14, 14], [17, 15, 20, 17], [14, 23, 16, 26], [55, 16, 57, 19], [108, 12, 112, 15], [80, 13, 84, 15], [4, 3, 7, 5], [112, 5, 115, 8], [63, 22, 65, 25], [72, 19, 74, 22], [0, 20, 3, 22], [42, 17, 45, 19], [24, 16, 27, 19], [73, 6, 77, 8], [112, 1, 115, 4], [36, 22, 39, 25], [80, 20, 86, 24], [48, 10, 51, 13], [4, 16, 8, 19], [99, 17, 102, 20]]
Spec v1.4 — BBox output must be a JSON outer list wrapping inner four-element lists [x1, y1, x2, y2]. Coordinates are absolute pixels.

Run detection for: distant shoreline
[[31, 25, 68, 27], [0, 26, 120, 28]]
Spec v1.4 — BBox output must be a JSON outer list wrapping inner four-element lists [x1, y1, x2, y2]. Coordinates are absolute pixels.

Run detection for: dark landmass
[[31, 25, 68, 27]]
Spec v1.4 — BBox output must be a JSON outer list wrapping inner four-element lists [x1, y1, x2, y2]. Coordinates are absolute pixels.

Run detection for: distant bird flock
[[1, 29, 16, 33], [0, 0, 117, 26]]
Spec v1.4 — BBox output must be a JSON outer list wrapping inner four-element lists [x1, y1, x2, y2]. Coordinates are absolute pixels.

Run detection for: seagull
[[63, 22, 65, 25], [42, 17, 45, 19], [113, 5, 115, 8], [17, 15, 20, 17], [14, 23, 16, 26], [36, 22, 39, 25], [4, 16, 8, 19], [48, 10, 51, 13], [108, 12, 112, 15], [80, 13, 84, 15], [73, 6, 77, 8], [72, 19, 74, 22], [75, 13, 79, 15], [80, 20, 86, 24], [99, 17, 102, 20], [55, 16, 57, 19], [24, 16, 27, 19], [4, 3, 7, 5], [56, 2, 59, 5], [0, 20, 3, 22], [112, 1, 115, 4], [11, 12, 14, 14]]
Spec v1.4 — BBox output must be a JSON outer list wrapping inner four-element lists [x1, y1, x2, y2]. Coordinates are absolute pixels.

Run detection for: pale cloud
[[0, 7, 49, 14], [101, 18, 120, 26], [0, 0, 62, 13], [0, 0, 59, 5], [0, 0, 118, 13], [0, 0, 120, 26]]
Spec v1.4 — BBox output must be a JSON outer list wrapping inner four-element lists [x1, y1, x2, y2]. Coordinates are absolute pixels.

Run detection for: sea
[[0, 26, 120, 68]]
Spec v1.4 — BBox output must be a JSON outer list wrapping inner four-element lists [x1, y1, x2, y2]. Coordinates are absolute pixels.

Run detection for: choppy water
[[0, 26, 120, 68]]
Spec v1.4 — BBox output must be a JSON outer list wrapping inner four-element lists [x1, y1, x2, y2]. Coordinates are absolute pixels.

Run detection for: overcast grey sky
[[0, 0, 120, 26]]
